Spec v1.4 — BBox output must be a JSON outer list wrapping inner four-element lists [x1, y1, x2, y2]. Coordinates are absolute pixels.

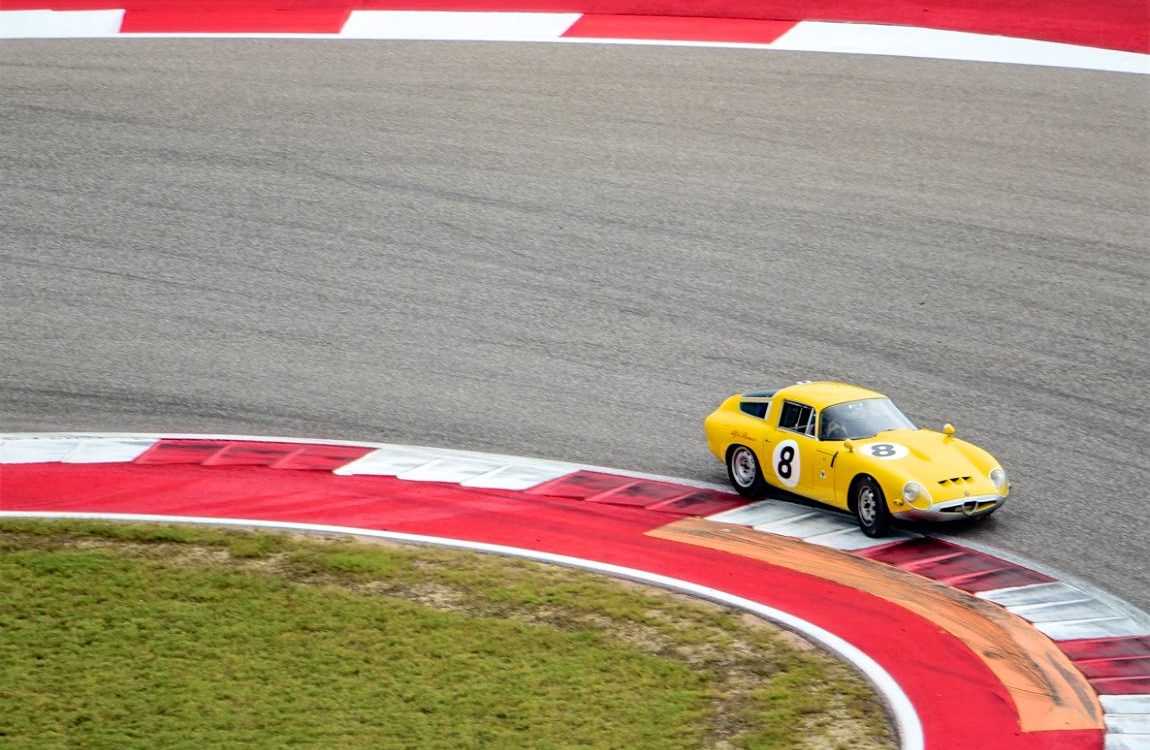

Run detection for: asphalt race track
[[2, 40, 1147, 610]]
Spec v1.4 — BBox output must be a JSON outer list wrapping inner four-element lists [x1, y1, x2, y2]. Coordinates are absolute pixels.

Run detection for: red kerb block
[[526, 471, 634, 499], [134, 439, 228, 464], [1059, 636, 1150, 693], [647, 490, 746, 516], [120, 6, 350, 34], [564, 15, 796, 44], [859, 537, 1054, 592], [589, 481, 693, 506]]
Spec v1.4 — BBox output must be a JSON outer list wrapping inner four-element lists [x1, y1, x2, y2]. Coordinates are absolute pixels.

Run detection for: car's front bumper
[[897, 495, 1005, 522]]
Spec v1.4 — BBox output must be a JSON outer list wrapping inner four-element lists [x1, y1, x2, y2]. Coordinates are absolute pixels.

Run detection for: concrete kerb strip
[[0, 508, 924, 750]]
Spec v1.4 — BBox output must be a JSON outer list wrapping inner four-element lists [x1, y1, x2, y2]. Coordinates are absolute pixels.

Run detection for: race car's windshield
[[820, 398, 916, 441]]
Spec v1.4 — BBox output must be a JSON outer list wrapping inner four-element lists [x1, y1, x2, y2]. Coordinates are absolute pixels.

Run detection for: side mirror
[[843, 439, 854, 453], [943, 423, 955, 437]]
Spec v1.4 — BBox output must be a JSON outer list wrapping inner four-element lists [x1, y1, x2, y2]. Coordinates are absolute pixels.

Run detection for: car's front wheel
[[727, 445, 768, 498], [853, 476, 891, 537]]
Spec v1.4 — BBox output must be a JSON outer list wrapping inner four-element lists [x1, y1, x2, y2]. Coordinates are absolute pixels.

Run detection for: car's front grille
[[940, 500, 998, 514]]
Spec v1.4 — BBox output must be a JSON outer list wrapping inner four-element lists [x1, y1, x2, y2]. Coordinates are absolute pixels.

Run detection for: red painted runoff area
[[0, 460, 1103, 750], [3, 0, 1147, 52]]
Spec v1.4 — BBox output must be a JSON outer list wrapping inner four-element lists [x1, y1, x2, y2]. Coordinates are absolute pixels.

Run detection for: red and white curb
[[2, 432, 1148, 749], [706, 501, 1150, 750], [1, 10, 1147, 75], [707, 500, 1150, 641]]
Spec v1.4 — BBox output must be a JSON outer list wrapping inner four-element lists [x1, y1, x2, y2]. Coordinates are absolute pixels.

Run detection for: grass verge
[[0, 520, 894, 750]]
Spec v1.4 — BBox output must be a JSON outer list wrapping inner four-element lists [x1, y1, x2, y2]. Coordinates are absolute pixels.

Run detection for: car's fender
[[832, 450, 914, 515], [949, 436, 999, 475], [703, 395, 760, 463]]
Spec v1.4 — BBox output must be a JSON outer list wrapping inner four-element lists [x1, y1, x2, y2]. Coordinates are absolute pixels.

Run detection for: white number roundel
[[859, 442, 908, 461], [772, 439, 800, 487]]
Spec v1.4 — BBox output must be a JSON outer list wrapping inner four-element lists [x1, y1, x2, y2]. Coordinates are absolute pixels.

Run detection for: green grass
[[0, 520, 894, 750]]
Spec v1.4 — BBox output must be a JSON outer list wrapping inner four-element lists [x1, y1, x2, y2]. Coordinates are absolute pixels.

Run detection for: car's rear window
[[739, 401, 769, 418]]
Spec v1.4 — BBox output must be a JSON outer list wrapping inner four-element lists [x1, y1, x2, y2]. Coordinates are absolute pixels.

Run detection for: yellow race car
[[704, 381, 1009, 537]]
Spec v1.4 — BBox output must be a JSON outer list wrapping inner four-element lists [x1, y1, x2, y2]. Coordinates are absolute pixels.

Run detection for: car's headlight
[[902, 481, 932, 510], [989, 468, 1008, 493]]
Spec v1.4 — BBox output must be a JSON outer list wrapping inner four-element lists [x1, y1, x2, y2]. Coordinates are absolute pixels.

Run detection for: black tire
[[853, 476, 891, 537], [727, 445, 768, 498]]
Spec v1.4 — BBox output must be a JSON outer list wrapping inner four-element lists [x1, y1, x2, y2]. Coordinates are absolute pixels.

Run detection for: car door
[[771, 400, 834, 503]]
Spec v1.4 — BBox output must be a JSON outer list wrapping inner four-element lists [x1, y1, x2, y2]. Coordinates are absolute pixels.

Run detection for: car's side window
[[739, 400, 769, 419], [778, 401, 816, 437]]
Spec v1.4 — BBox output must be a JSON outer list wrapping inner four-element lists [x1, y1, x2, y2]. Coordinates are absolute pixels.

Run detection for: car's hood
[[853, 428, 999, 499]]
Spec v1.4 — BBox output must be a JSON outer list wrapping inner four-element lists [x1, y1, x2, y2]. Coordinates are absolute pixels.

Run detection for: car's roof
[[762, 381, 887, 409]]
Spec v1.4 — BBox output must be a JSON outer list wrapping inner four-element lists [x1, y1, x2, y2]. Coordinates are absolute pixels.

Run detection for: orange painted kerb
[[648, 518, 1103, 733]]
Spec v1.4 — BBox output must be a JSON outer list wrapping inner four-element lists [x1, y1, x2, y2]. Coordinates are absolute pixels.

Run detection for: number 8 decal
[[772, 439, 800, 488], [778, 446, 795, 478], [860, 442, 908, 460]]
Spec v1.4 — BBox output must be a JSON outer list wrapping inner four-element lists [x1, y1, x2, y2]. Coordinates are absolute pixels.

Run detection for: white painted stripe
[[0, 438, 80, 463], [1009, 599, 1125, 624], [706, 499, 777, 525], [705, 499, 916, 549], [334, 446, 443, 476], [460, 463, 574, 490], [1107, 714, 1150, 734], [397, 456, 507, 483], [1034, 617, 1148, 642], [0, 9, 124, 38], [772, 21, 1150, 75], [754, 510, 829, 531], [803, 525, 920, 550], [1105, 735, 1150, 750], [340, 11, 580, 41], [1104, 696, 1150, 714], [978, 581, 1090, 607], [978, 582, 1150, 639], [753, 510, 915, 547], [715, 501, 827, 529], [0, 509, 924, 750], [749, 506, 835, 532], [334, 446, 574, 488], [64, 438, 157, 463]]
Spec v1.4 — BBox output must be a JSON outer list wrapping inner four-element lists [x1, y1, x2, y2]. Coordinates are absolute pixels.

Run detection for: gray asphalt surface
[[2, 41, 1147, 609]]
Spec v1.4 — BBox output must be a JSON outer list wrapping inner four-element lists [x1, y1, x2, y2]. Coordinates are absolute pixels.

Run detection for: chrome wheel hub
[[731, 447, 757, 487], [858, 486, 877, 524]]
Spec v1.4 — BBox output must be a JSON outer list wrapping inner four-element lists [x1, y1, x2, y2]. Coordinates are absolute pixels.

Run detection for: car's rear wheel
[[853, 476, 891, 537], [727, 445, 767, 498]]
